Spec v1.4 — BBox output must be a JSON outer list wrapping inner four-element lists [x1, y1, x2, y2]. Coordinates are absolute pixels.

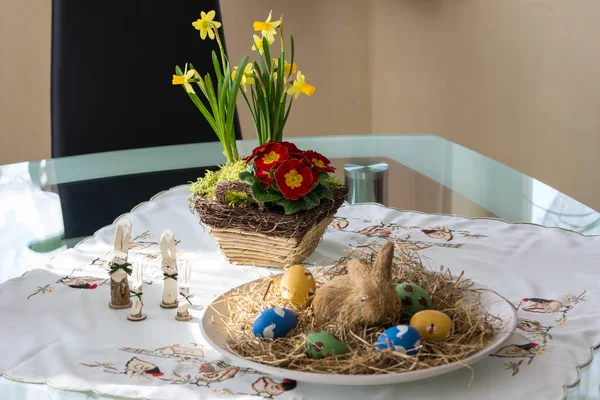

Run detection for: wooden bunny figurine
[[127, 260, 146, 321], [312, 241, 401, 328], [108, 219, 133, 309], [176, 261, 193, 321], [160, 229, 179, 309]]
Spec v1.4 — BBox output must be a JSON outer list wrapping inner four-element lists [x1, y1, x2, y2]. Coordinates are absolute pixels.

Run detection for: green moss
[[189, 170, 219, 199], [323, 175, 343, 190], [225, 191, 252, 207], [189, 160, 251, 207]]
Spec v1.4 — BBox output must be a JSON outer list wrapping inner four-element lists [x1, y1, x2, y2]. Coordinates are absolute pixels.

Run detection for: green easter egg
[[306, 332, 347, 359], [396, 282, 432, 317]]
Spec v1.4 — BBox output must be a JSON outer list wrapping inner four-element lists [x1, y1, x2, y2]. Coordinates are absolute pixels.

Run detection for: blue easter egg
[[375, 325, 421, 355], [252, 307, 297, 339]]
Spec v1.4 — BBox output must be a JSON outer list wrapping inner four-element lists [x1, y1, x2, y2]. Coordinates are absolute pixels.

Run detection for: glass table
[[1, 135, 597, 399]]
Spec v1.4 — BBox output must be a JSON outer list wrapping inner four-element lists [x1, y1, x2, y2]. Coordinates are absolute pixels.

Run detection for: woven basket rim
[[193, 186, 347, 240]]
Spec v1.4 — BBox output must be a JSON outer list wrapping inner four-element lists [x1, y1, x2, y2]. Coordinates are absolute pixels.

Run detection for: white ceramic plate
[[200, 276, 517, 386]]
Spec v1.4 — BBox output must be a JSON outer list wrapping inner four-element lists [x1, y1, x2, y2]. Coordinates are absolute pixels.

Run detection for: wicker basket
[[193, 181, 348, 268]]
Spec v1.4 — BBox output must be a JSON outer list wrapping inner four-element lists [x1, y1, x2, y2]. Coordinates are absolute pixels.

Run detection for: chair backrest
[[50, 0, 239, 239], [51, 0, 240, 157]]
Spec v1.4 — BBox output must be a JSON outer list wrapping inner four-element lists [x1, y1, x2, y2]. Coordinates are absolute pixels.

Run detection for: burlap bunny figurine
[[313, 242, 401, 328]]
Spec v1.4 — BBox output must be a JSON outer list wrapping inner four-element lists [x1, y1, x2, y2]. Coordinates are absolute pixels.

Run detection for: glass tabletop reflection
[[0, 135, 597, 399]]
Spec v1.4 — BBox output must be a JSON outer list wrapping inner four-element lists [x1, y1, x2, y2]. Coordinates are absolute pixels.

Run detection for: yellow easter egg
[[280, 265, 316, 308], [409, 310, 453, 341]]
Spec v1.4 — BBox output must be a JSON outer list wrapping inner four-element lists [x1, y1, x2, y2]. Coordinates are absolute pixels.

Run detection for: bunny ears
[[113, 223, 186, 276], [180, 261, 192, 287], [348, 241, 395, 281], [161, 229, 177, 266], [372, 241, 394, 283], [131, 259, 144, 286], [113, 219, 132, 255]]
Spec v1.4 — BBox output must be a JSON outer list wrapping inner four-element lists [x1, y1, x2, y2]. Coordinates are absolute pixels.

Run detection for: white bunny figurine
[[176, 261, 193, 321], [127, 260, 147, 321], [160, 229, 179, 309], [108, 219, 133, 309]]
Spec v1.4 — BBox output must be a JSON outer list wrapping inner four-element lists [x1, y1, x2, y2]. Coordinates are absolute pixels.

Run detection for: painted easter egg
[[252, 307, 298, 339], [280, 264, 316, 308], [306, 332, 347, 359], [410, 310, 453, 341], [395, 282, 432, 318], [375, 325, 421, 355]]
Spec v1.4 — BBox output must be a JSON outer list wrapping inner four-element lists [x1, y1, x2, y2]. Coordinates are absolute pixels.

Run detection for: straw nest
[[218, 243, 504, 375]]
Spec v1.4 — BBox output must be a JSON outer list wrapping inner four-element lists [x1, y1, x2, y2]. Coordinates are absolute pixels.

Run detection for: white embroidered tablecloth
[[1, 185, 599, 400]]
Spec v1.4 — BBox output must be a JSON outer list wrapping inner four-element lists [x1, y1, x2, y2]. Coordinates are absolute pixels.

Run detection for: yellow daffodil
[[253, 10, 282, 43], [287, 71, 315, 99], [251, 34, 273, 55], [284, 61, 297, 75], [231, 64, 255, 92], [172, 64, 198, 94], [272, 59, 297, 75], [192, 10, 222, 40]]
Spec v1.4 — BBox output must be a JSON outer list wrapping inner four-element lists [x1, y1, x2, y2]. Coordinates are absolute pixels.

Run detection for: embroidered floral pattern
[[57, 275, 107, 289], [421, 225, 454, 241], [329, 217, 349, 230], [521, 291, 586, 326], [358, 223, 399, 238], [125, 357, 164, 378], [492, 291, 587, 375], [189, 363, 239, 387], [26, 284, 54, 299], [250, 377, 297, 398], [120, 344, 205, 365], [327, 218, 484, 250], [81, 344, 295, 397], [27, 267, 108, 299], [79, 361, 118, 373], [128, 231, 159, 250]]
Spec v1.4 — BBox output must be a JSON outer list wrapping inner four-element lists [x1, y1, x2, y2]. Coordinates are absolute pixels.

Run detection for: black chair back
[[51, 0, 239, 238]]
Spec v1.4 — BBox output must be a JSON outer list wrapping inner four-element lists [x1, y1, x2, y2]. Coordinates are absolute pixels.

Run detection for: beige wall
[[0, 0, 51, 164], [220, 0, 372, 140], [369, 0, 600, 210], [1, 1, 599, 210]]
